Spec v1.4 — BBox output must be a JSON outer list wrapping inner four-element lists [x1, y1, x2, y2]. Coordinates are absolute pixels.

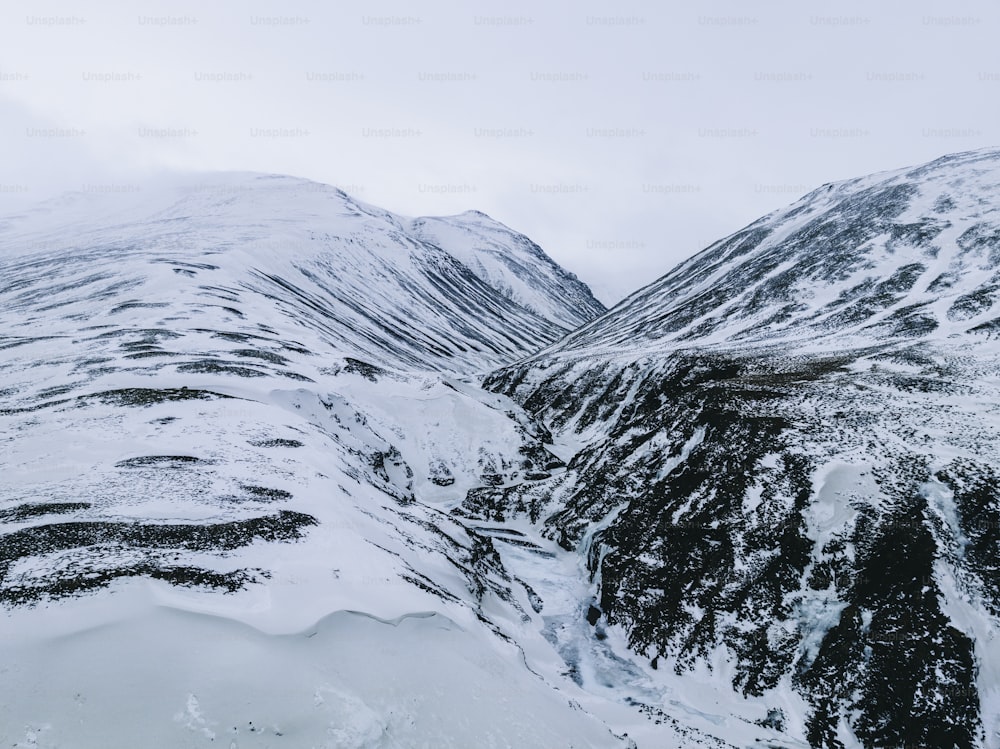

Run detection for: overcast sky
[[1, 0, 997, 304]]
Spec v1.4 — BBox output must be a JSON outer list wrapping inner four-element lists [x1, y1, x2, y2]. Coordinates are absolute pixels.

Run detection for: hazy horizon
[[1, 0, 997, 304]]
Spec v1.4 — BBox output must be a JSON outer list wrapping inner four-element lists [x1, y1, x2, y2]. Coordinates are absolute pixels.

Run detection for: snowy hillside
[[0, 176, 629, 748], [6, 151, 1000, 749], [409, 210, 605, 331], [0, 173, 604, 374], [545, 147, 1000, 357], [481, 149, 1000, 748]]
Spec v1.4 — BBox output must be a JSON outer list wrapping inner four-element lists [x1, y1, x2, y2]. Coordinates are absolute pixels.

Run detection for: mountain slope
[[0, 173, 604, 375], [409, 210, 606, 330], [478, 148, 1000, 748], [0, 176, 628, 748], [8, 153, 1000, 748], [544, 147, 1000, 358]]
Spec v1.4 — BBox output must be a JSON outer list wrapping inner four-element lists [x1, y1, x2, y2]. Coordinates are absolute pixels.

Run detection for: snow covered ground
[[483, 148, 1000, 748], [5, 151, 1000, 747], [0, 176, 631, 748]]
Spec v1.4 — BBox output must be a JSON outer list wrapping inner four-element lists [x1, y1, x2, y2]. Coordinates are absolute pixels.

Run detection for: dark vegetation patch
[[238, 485, 293, 501], [956, 222, 1000, 264], [88, 278, 146, 301], [948, 285, 998, 322], [199, 331, 312, 357], [2, 566, 265, 606], [230, 348, 289, 365], [36, 299, 77, 312], [1, 387, 232, 415], [196, 284, 241, 302], [109, 301, 171, 314], [281, 341, 312, 355], [0, 502, 91, 524], [0, 511, 318, 605], [124, 350, 179, 359], [970, 317, 1000, 338], [863, 302, 940, 338], [34, 383, 80, 400], [429, 459, 455, 486], [885, 219, 948, 253], [0, 397, 74, 415], [71, 356, 113, 371], [116, 455, 208, 468], [176, 360, 268, 377], [82, 387, 234, 408], [249, 438, 304, 448], [932, 194, 957, 213], [94, 328, 183, 342], [927, 272, 958, 292], [343, 357, 386, 381], [869, 345, 936, 369], [0, 336, 65, 351], [523, 471, 552, 481], [150, 259, 220, 271], [209, 331, 268, 344], [877, 262, 927, 293], [887, 374, 958, 394], [200, 305, 244, 318]]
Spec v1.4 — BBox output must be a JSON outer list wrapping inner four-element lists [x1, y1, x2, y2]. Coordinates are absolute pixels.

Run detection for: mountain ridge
[[0, 171, 605, 374], [477, 147, 1000, 749], [0, 176, 628, 748], [4, 151, 1000, 747], [527, 146, 1000, 366]]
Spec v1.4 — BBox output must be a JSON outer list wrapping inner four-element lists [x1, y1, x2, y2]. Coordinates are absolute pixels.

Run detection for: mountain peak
[[541, 148, 1000, 360], [0, 171, 604, 373]]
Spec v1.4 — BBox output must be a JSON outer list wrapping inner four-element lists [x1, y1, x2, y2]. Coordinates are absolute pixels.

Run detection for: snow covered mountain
[[0, 173, 603, 375], [0, 175, 625, 748], [5, 150, 1000, 748], [479, 148, 1000, 748], [541, 147, 1000, 357], [409, 210, 604, 331]]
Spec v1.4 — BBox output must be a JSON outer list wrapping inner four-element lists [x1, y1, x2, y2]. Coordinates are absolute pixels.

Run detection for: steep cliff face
[[477, 149, 1000, 748]]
